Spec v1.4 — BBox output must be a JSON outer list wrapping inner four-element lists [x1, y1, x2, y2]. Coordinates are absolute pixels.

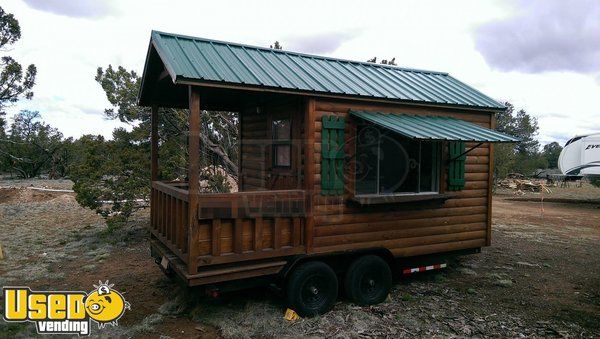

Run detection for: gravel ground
[[0, 178, 598, 338]]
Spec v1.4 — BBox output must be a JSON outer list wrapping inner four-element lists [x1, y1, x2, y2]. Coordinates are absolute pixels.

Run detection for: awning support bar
[[447, 142, 483, 162]]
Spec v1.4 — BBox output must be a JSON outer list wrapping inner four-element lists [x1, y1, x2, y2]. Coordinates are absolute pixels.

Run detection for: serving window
[[355, 125, 440, 196]]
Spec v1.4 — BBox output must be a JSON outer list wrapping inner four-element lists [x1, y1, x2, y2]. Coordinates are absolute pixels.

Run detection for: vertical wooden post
[[486, 113, 496, 246], [273, 217, 282, 250], [187, 86, 201, 274], [303, 98, 316, 253], [233, 218, 243, 254], [151, 105, 159, 181], [211, 219, 222, 257], [254, 217, 263, 251], [238, 112, 244, 191], [150, 105, 159, 234]]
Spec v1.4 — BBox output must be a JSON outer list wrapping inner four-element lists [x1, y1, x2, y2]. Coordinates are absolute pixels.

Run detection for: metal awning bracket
[[447, 142, 483, 162]]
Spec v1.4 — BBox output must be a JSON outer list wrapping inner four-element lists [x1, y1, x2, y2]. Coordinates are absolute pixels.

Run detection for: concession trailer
[[138, 31, 518, 316]]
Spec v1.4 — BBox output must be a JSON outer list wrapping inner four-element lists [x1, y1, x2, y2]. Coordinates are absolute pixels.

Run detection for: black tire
[[286, 261, 338, 317], [344, 255, 392, 306]]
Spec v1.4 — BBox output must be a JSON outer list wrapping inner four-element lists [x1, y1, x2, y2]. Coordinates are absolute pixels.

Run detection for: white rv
[[559, 132, 600, 176]]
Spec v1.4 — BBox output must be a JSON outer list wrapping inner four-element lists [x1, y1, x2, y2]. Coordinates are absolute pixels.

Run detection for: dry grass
[[1, 178, 599, 338]]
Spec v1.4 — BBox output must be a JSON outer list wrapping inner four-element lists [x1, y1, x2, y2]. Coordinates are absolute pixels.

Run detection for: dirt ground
[[0, 179, 599, 338]]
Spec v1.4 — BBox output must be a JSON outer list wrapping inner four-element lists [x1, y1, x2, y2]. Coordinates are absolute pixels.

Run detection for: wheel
[[286, 261, 338, 317], [344, 255, 392, 305]]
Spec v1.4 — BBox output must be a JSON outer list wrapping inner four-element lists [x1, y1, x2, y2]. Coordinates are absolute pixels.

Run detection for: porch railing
[[150, 181, 306, 270], [151, 181, 189, 263]]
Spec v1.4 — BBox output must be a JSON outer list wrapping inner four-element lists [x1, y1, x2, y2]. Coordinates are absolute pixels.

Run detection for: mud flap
[[160, 256, 169, 270], [154, 254, 174, 276]]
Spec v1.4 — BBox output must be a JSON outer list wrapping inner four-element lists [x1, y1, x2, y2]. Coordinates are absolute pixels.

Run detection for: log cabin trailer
[[138, 31, 519, 316]]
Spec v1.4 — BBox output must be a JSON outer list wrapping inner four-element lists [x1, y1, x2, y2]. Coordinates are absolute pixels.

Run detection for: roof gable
[[141, 30, 504, 110]]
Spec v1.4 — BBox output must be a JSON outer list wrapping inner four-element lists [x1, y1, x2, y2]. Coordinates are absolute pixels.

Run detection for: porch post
[[486, 113, 496, 247], [151, 105, 159, 181], [304, 98, 316, 253], [187, 86, 201, 274], [150, 105, 159, 238]]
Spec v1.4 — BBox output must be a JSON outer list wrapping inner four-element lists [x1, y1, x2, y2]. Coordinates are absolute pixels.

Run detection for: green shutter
[[321, 116, 345, 195], [448, 141, 466, 191]]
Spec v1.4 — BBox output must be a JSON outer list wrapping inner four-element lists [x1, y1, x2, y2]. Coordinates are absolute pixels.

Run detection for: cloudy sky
[[3, 0, 599, 145]]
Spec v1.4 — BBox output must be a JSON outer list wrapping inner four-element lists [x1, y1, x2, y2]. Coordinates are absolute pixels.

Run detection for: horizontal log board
[[241, 154, 266, 162], [243, 178, 267, 189], [315, 214, 487, 237], [195, 246, 305, 267], [241, 145, 268, 153], [466, 156, 490, 164], [242, 130, 268, 138], [243, 184, 266, 191], [313, 101, 492, 121], [315, 225, 486, 250], [243, 168, 266, 178], [197, 190, 306, 219], [314, 206, 487, 223], [242, 162, 267, 172], [309, 98, 494, 257], [389, 239, 486, 257], [187, 260, 287, 286], [315, 231, 485, 252], [463, 181, 489, 189]]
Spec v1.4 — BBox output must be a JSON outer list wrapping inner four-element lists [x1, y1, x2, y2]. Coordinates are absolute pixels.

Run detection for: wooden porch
[[146, 79, 313, 285], [149, 180, 306, 283]]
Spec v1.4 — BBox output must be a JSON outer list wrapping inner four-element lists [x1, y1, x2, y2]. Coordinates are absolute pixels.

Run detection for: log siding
[[309, 98, 493, 257]]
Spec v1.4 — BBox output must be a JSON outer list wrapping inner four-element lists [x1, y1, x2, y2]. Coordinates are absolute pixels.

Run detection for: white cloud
[[474, 0, 600, 73], [285, 32, 357, 54], [21, 0, 117, 18], [1, 0, 598, 146]]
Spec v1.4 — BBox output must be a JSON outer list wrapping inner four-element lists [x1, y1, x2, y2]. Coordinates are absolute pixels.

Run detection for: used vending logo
[[3, 281, 130, 335]]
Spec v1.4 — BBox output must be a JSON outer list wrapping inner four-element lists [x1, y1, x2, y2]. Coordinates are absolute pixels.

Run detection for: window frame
[[354, 125, 442, 197], [271, 118, 292, 169]]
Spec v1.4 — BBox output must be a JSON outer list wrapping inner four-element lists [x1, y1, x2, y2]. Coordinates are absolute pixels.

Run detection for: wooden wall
[[307, 98, 495, 257], [239, 99, 305, 191], [239, 106, 269, 191]]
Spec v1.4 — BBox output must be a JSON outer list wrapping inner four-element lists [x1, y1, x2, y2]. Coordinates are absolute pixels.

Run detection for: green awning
[[350, 110, 519, 143]]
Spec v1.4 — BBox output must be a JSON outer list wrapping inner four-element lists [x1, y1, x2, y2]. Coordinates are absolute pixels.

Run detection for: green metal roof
[[350, 110, 519, 142], [145, 30, 505, 110]]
